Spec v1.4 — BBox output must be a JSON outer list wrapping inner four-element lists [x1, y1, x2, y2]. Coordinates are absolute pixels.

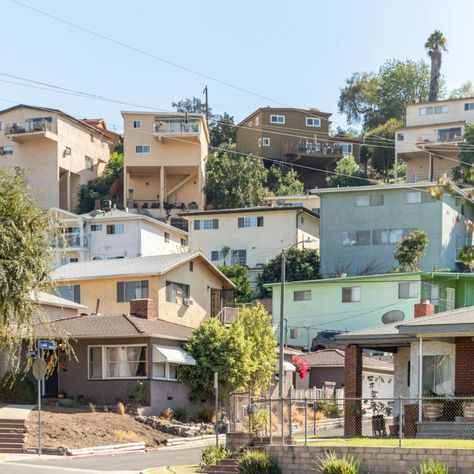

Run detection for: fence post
[[398, 396, 403, 448], [280, 397, 284, 446], [313, 401, 316, 436], [288, 389, 293, 443], [304, 396, 308, 446], [248, 391, 252, 434], [269, 397, 273, 446]]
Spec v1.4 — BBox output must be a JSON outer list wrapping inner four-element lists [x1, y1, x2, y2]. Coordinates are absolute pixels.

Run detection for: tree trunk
[[429, 50, 442, 101]]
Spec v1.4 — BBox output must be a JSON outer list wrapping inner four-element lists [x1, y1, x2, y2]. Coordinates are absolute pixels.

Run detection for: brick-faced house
[[335, 301, 474, 436]]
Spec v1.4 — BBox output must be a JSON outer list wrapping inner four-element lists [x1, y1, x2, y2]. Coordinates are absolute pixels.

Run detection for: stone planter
[[423, 402, 443, 421], [463, 402, 474, 419]]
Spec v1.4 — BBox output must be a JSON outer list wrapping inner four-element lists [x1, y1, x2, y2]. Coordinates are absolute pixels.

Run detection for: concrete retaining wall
[[269, 445, 474, 474]]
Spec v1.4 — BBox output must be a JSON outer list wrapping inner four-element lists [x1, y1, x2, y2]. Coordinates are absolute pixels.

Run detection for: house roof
[[33, 313, 193, 341], [235, 107, 332, 128], [0, 104, 113, 143], [180, 206, 320, 220], [407, 97, 474, 107], [303, 349, 393, 373], [32, 291, 87, 310], [51, 253, 235, 288]]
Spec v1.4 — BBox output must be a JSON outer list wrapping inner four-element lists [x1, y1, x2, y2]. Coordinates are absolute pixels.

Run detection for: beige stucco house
[[395, 97, 474, 182], [264, 194, 320, 214], [51, 253, 235, 328], [122, 111, 209, 220], [0, 104, 113, 211]]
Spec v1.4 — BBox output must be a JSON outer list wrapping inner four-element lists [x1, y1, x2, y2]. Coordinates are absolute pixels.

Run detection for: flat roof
[[180, 206, 319, 219], [235, 107, 332, 128]]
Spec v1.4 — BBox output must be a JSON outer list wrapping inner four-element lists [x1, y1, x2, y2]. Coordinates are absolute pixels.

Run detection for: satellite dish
[[382, 310, 405, 325]]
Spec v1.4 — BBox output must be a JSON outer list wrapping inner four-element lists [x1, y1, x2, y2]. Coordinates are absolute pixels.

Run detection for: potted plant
[[422, 390, 444, 421]]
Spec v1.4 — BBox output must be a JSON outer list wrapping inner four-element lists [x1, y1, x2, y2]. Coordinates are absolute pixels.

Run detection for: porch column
[[344, 344, 363, 437], [197, 167, 204, 210], [429, 153, 434, 182], [418, 337, 423, 422], [159, 165, 165, 218], [66, 171, 71, 212]]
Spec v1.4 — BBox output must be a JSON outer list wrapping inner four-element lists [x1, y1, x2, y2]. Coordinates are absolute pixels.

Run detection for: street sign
[[38, 340, 57, 351], [32, 358, 47, 381]]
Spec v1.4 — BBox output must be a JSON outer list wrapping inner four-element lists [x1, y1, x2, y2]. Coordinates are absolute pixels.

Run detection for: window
[[342, 230, 371, 246], [465, 103, 474, 111], [57, 284, 81, 304], [85, 155, 94, 170], [437, 127, 462, 142], [88, 345, 147, 379], [135, 145, 151, 153], [420, 105, 448, 115], [423, 283, 440, 306], [306, 117, 321, 127], [106, 224, 124, 234], [169, 364, 178, 380], [189, 261, 193, 272], [117, 280, 149, 302], [270, 114, 285, 124], [423, 355, 451, 395], [399, 282, 419, 299], [90, 134, 94, 142], [108, 256, 124, 260], [133, 120, 141, 129], [231, 249, 247, 265], [166, 281, 190, 304], [407, 191, 434, 204], [153, 362, 178, 381], [262, 137, 271, 146], [238, 216, 264, 228], [355, 194, 384, 207], [372, 229, 389, 245], [294, 290, 312, 301], [180, 238, 187, 246], [0, 146, 13, 155], [92, 256, 103, 260], [194, 219, 218, 230], [342, 287, 361, 303], [397, 133, 404, 141], [255, 116, 260, 126], [211, 250, 224, 261], [290, 328, 298, 339], [91, 224, 102, 231], [164, 232, 170, 243], [338, 143, 353, 154]]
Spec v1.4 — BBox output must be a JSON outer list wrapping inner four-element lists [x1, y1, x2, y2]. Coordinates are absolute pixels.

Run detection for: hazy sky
[[2, 0, 472, 132]]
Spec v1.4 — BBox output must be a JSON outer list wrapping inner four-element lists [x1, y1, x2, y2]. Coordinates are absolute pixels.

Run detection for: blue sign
[[38, 340, 57, 351]]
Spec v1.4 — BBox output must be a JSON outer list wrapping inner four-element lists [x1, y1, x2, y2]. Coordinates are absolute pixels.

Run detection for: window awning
[[152, 344, 196, 366], [284, 361, 296, 372]]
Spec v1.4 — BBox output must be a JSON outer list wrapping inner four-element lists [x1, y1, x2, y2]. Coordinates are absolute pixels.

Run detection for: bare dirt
[[26, 406, 173, 449]]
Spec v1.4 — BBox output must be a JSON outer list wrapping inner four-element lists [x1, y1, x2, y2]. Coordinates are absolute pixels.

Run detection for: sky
[[2, 0, 474, 133]]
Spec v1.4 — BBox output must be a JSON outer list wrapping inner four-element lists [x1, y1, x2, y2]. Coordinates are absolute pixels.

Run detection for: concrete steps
[[0, 419, 27, 453], [200, 456, 239, 474], [416, 421, 474, 439]]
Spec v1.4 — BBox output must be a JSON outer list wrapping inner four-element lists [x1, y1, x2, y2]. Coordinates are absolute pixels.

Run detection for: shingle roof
[[34, 314, 193, 340], [400, 306, 474, 328], [304, 349, 393, 372]]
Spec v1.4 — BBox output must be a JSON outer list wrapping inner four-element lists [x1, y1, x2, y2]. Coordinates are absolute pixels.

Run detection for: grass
[[145, 465, 199, 474], [305, 437, 474, 449]]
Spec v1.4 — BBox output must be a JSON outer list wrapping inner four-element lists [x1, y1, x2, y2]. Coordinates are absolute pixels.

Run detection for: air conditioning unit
[[183, 298, 194, 306]]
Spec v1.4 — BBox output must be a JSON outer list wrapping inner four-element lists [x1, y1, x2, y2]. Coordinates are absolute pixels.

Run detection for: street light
[[278, 238, 315, 399]]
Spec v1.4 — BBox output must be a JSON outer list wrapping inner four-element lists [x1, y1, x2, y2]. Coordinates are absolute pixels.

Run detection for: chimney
[[414, 299, 435, 318], [130, 298, 156, 320]]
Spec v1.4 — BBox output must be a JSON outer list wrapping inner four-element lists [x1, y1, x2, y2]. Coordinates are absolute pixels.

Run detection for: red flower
[[292, 355, 309, 380]]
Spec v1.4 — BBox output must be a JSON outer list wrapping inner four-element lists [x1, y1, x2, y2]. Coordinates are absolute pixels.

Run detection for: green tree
[[0, 170, 68, 372], [365, 119, 404, 181], [204, 144, 270, 208], [267, 165, 304, 196], [425, 30, 448, 102], [218, 265, 252, 303], [257, 248, 321, 297], [450, 81, 474, 99], [172, 97, 208, 114], [326, 154, 370, 187], [338, 60, 431, 130], [452, 122, 474, 182], [180, 319, 251, 402], [78, 152, 124, 213], [235, 304, 277, 396], [394, 231, 429, 271]]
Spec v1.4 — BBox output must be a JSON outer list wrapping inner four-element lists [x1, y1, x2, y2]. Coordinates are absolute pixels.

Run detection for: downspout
[[418, 336, 423, 422]]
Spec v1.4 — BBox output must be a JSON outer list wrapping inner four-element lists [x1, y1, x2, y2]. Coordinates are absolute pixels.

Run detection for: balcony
[[416, 128, 464, 145], [405, 169, 454, 183], [283, 139, 346, 158], [4, 118, 57, 142], [153, 119, 200, 139], [216, 307, 241, 326], [53, 232, 88, 249]]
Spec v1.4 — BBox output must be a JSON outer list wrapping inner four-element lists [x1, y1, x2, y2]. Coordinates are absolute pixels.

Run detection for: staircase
[[416, 421, 474, 439], [0, 419, 27, 453], [200, 455, 239, 473]]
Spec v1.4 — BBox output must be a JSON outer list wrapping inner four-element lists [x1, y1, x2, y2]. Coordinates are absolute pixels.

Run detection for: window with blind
[[238, 216, 264, 228], [116, 280, 149, 302], [166, 281, 190, 304]]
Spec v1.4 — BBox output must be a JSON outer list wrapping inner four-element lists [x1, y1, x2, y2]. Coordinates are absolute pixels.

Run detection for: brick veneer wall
[[456, 337, 474, 395], [344, 345, 362, 436], [130, 298, 155, 320], [269, 445, 474, 474]]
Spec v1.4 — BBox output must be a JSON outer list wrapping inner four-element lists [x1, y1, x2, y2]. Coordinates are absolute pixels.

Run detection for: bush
[[238, 450, 280, 474], [116, 402, 126, 416], [160, 408, 174, 421], [196, 406, 215, 423], [200, 444, 230, 468], [0, 372, 35, 404], [409, 460, 449, 474], [313, 451, 361, 474], [128, 380, 148, 404], [316, 401, 341, 419], [173, 407, 188, 423]]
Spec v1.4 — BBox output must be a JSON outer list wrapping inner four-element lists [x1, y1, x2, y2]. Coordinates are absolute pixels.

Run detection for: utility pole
[[278, 249, 286, 399], [203, 85, 209, 125]]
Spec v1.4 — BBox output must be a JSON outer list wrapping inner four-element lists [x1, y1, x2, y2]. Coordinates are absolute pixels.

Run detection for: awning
[[152, 344, 196, 366], [284, 361, 296, 372]]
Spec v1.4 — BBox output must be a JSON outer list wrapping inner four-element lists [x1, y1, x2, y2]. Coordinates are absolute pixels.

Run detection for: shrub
[[0, 372, 35, 404], [409, 460, 449, 474], [173, 407, 188, 423], [238, 450, 280, 474], [200, 444, 230, 468], [128, 380, 148, 404], [160, 408, 174, 421], [116, 402, 126, 416], [313, 451, 361, 474], [196, 406, 215, 423], [316, 401, 341, 419]]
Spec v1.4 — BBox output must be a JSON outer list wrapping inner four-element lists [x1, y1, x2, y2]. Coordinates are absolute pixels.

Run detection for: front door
[[210, 289, 221, 317]]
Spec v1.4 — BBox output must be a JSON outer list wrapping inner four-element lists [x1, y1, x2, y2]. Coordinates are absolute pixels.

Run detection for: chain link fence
[[228, 394, 474, 448]]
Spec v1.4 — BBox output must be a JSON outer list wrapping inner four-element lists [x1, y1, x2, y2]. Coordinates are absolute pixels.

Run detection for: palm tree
[[425, 30, 448, 101]]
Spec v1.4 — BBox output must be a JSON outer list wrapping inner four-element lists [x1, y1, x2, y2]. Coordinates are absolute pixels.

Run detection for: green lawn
[[303, 437, 474, 449], [145, 465, 199, 474]]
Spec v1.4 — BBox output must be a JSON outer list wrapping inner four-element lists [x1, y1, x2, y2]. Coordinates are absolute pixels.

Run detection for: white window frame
[[88, 344, 147, 380], [152, 362, 179, 381], [465, 103, 474, 111], [106, 223, 124, 235], [399, 281, 420, 299], [342, 286, 361, 303], [293, 290, 312, 301], [133, 120, 142, 129], [306, 117, 321, 127], [262, 137, 271, 146], [90, 224, 102, 232], [338, 143, 353, 154], [270, 114, 285, 124], [397, 133, 404, 141], [136, 145, 151, 153], [0, 146, 13, 155]]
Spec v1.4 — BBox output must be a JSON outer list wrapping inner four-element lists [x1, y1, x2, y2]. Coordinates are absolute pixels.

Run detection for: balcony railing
[[53, 233, 88, 249], [4, 118, 56, 135], [405, 170, 454, 183], [283, 139, 345, 157], [129, 200, 199, 211], [417, 133, 464, 144], [216, 307, 240, 326], [153, 120, 199, 135]]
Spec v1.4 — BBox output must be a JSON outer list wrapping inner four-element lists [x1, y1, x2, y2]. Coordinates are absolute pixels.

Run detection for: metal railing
[[283, 139, 347, 157], [228, 395, 474, 448], [405, 170, 453, 183], [4, 118, 56, 135], [53, 233, 88, 249], [154, 120, 199, 135], [216, 307, 240, 326]]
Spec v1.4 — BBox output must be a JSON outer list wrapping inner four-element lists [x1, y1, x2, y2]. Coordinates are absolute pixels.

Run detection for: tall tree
[[326, 154, 370, 188], [172, 97, 208, 114], [394, 231, 429, 271], [218, 265, 253, 303], [450, 81, 474, 99], [425, 30, 448, 101], [267, 165, 304, 196]]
